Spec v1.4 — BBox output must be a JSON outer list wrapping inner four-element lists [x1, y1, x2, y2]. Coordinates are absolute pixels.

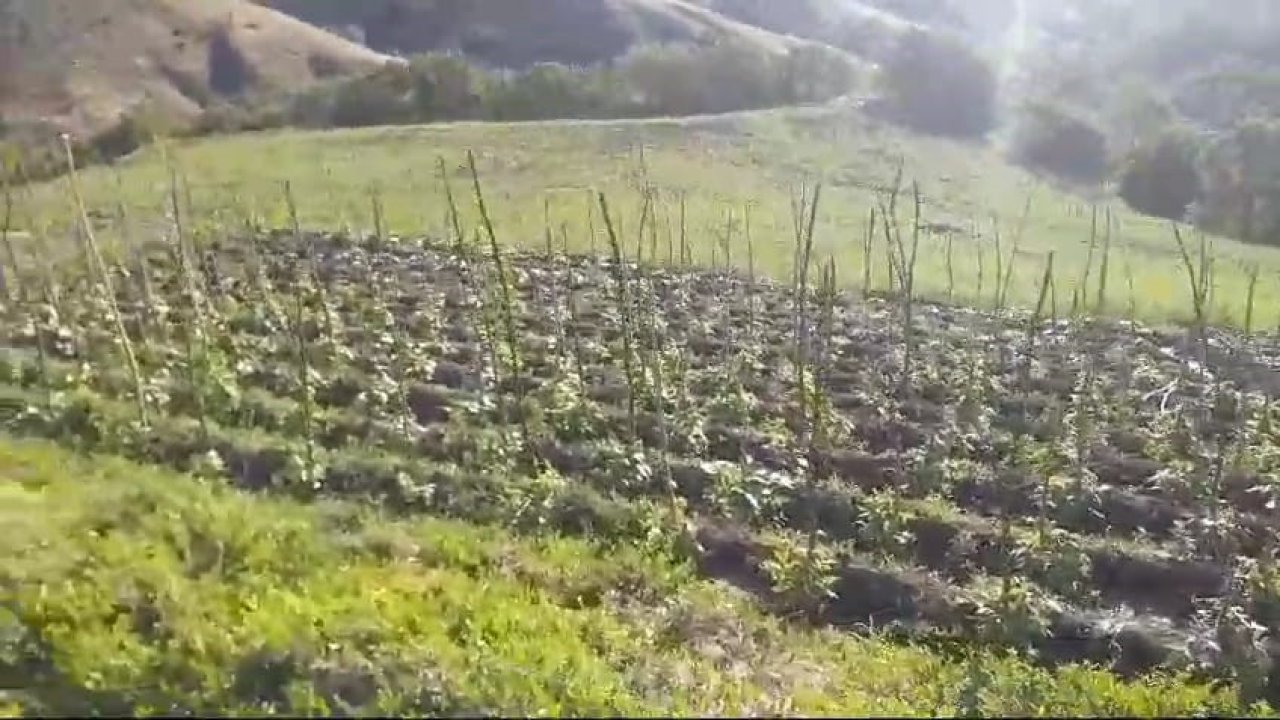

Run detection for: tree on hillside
[[1118, 126, 1203, 222], [487, 63, 624, 120], [618, 44, 706, 117], [408, 54, 487, 120], [1173, 68, 1280, 132], [1103, 79, 1178, 153], [781, 44, 862, 103], [1009, 101, 1109, 184], [877, 28, 998, 139], [1193, 118, 1280, 245], [321, 63, 417, 128]]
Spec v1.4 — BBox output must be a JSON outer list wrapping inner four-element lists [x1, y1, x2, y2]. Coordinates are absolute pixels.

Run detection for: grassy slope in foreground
[[0, 436, 1261, 717], [22, 103, 1280, 328]]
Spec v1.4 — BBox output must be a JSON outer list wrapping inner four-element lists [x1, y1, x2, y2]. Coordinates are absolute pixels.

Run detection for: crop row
[[5, 214, 1280, 689]]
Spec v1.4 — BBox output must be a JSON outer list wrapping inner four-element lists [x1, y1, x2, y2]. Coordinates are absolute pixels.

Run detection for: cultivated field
[[5, 108, 1280, 714]]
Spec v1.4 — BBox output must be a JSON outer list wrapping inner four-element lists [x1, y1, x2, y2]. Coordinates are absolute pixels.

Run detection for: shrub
[[86, 113, 147, 162], [1119, 126, 1204, 222], [1192, 118, 1280, 245], [877, 28, 998, 139], [1010, 102, 1110, 184], [274, 43, 859, 131], [486, 63, 612, 121], [327, 64, 418, 128], [778, 43, 862, 105], [407, 54, 489, 121], [1, 40, 861, 183], [0, 111, 154, 186], [620, 43, 719, 117], [1103, 80, 1178, 153]]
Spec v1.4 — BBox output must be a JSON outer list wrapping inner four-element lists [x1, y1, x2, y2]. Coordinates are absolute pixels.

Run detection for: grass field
[[15, 102, 1280, 328], [0, 437, 1257, 716]]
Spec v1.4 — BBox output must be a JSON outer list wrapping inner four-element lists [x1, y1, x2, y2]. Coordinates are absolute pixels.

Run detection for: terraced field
[[3, 168, 1280, 711]]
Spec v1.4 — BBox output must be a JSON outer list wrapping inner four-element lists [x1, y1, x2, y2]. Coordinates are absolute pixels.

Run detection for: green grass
[[17, 102, 1280, 327], [0, 435, 1263, 716]]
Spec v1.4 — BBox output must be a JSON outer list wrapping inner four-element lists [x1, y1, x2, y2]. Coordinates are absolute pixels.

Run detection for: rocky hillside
[[0, 0, 392, 139]]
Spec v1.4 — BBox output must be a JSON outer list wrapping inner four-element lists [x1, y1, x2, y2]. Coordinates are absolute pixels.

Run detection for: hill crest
[[0, 0, 394, 139]]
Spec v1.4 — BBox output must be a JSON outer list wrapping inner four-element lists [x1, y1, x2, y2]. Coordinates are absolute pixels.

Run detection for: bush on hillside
[[1174, 68, 1280, 132], [1192, 118, 1280, 245], [1118, 126, 1203, 222], [877, 28, 998, 139], [86, 113, 147, 161], [312, 62, 419, 128], [407, 54, 491, 120], [273, 42, 859, 131], [1009, 102, 1110, 184], [488, 62, 627, 121], [779, 43, 863, 104], [1103, 80, 1179, 153], [0, 111, 159, 186], [620, 42, 768, 116], [5, 42, 860, 187]]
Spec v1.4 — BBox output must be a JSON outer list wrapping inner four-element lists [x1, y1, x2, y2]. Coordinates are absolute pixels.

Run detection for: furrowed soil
[[1, 226, 1279, 714]]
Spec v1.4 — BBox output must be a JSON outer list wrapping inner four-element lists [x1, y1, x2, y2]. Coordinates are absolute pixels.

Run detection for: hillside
[[20, 101, 1280, 328], [258, 0, 814, 68], [0, 0, 393, 139], [687, 0, 925, 62]]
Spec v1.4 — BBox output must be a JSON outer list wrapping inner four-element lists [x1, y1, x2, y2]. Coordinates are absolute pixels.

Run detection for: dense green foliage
[[1194, 119, 1280, 245], [1114, 119, 1280, 245], [202, 43, 860, 133], [1119, 126, 1203, 222], [876, 28, 998, 139], [0, 115, 150, 185], [1009, 102, 1110, 184]]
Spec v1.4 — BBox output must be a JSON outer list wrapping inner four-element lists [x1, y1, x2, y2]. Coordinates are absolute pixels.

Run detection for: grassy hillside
[[688, 0, 925, 61], [0, 434, 1257, 715], [0, 0, 392, 138], [17, 103, 1280, 328], [259, 0, 812, 68]]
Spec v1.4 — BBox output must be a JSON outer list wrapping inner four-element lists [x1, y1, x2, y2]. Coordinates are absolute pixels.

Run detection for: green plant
[[877, 28, 998, 139], [761, 530, 838, 618], [1010, 102, 1110, 183], [1120, 125, 1202, 222]]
